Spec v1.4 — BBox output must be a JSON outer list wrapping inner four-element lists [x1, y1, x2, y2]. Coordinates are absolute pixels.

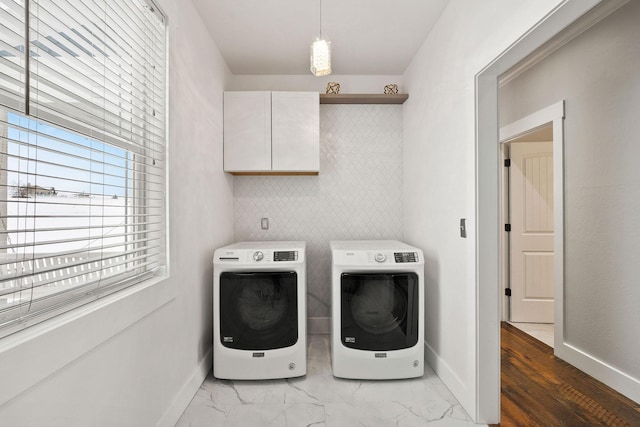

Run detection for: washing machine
[[330, 240, 424, 380], [213, 241, 306, 380]]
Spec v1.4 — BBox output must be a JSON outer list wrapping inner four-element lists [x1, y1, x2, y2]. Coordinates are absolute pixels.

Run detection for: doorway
[[500, 119, 557, 348], [476, 0, 631, 423], [498, 101, 564, 351]]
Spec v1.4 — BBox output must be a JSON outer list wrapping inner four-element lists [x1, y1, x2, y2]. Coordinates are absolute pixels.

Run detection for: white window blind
[[0, 0, 27, 112], [0, 0, 166, 338]]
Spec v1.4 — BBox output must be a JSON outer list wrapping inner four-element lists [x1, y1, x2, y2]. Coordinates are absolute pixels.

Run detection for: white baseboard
[[308, 317, 330, 335], [157, 347, 212, 427], [424, 341, 474, 418], [556, 342, 640, 404]]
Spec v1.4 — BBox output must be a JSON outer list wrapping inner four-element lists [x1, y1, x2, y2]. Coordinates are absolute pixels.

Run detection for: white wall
[[499, 0, 640, 401], [0, 0, 234, 425], [402, 0, 565, 420]]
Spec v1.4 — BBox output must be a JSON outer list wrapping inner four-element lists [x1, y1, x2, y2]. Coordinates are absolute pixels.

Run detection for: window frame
[[0, 0, 169, 340]]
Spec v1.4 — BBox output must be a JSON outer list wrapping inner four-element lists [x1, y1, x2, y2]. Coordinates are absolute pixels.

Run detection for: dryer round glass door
[[340, 273, 419, 351], [219, 271, 298, 350]]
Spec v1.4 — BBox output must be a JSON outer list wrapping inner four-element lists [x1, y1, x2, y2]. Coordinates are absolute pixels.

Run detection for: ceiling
[[508, 124, 553, 143], [190, 0, 450, 75]]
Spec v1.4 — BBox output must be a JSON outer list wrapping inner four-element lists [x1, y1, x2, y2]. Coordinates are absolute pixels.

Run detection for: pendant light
[[310, 0, 331, 76]]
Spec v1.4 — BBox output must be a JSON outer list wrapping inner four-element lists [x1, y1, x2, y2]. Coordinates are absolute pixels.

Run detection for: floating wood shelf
[[228, 171, 319, 176], [319, 94, 409, 105]]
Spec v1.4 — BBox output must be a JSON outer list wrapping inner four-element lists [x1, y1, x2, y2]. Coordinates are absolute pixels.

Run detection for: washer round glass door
[[341, 273, 419, 351], [219, 271, 298, 350]]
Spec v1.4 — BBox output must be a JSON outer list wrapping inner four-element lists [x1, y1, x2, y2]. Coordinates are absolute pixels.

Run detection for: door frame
[[499, 102, 565, 337], [473, 0, 628, 422]]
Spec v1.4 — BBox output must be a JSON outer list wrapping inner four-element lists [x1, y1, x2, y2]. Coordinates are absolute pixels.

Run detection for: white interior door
[[509, 141, 554, 323]]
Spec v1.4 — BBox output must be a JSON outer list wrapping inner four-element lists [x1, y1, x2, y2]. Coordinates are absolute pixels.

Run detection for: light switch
[[460, 218, 467, 238], [261, 217, 269, 230]]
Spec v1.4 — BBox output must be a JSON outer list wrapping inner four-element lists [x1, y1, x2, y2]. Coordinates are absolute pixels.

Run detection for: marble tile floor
[[176, 334, 486, 427], [508, 322, 554, 348]]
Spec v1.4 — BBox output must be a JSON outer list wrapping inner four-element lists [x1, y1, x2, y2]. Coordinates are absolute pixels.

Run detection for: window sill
[[0, 273, 174, 406]]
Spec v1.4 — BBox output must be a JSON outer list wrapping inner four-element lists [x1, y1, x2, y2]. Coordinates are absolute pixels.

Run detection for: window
[[0, 0, 166, 338]]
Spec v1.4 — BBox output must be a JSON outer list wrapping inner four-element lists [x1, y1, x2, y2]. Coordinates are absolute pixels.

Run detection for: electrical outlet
[[261, 217, 269, 230]]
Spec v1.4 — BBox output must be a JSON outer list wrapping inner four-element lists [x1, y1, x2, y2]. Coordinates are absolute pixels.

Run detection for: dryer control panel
[[394, 252, 418, 263], [368, 251, 419, 264], [330, 241, 424, 267], [332, 250, 422, 266]]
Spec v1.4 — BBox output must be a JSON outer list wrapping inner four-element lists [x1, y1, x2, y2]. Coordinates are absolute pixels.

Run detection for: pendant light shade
[[310, 0, 331, 76], [311, 38, 331, 76]]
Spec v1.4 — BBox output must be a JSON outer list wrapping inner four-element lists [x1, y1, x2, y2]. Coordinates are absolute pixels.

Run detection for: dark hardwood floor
[[492, 322, 640, 426]]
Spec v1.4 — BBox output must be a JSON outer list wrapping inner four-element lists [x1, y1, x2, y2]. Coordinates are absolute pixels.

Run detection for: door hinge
[[505, 288, 512, 297], [505, 224, 511, 232], [504, 158, 511, 167]]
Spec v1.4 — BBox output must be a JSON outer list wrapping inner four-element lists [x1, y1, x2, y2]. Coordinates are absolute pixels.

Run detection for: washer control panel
[[214, 242, 305, 266], [246, 250, 298, 263], [274, 251, 299, 262]]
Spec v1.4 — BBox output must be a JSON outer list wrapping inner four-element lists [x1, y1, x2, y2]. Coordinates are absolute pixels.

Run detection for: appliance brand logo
[[375, 353, 387, 358], [223, 336, 234, 343], [345, 337, 356, 343]]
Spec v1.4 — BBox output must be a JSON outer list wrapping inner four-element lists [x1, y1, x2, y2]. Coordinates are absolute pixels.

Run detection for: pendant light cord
[[319, 0, 322, 38]]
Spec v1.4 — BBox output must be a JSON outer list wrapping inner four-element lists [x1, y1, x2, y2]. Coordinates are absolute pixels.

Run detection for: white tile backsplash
[[233, 104, 404, 317]]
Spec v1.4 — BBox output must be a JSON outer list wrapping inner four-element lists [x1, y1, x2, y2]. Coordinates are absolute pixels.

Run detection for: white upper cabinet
[[223, 91, 319, 174], [223, 91, 272, 172], [271, 92, 319, 172]]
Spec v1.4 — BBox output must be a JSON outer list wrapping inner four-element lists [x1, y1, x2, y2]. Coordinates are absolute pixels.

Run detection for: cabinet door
[[223, 91, 271, 172], [271, 92, 319, 172]]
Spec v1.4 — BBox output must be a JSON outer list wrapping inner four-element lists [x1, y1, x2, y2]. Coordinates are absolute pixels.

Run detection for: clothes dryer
[[331, 240, 424, 379], [213, 241, 306, 380]]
